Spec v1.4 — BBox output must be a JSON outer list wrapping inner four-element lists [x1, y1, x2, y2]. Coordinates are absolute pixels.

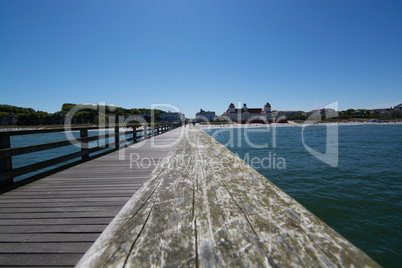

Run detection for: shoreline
[[0, 126, 145, 132], [199, 121, 402, 129], [1, 121, 401, 132]]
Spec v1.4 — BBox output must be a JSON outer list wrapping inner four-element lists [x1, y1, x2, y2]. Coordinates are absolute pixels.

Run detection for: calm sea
[[204, 124, 402, 267]]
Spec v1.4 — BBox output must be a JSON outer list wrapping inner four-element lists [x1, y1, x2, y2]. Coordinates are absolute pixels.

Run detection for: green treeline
[[286, 109, 402, 121], [1, 103, 166, 126]]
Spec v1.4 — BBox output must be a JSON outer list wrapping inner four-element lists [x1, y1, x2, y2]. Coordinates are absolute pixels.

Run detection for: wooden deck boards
[[77, 125, 379, 268], [0, 128, 184, 267]]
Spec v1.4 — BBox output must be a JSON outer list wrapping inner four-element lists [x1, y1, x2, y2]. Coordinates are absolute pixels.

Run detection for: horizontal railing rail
[[0, 123, 181, 191]]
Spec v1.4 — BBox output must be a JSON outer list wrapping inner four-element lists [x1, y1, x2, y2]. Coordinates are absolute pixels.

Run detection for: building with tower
[[223, 102, 272, 123]]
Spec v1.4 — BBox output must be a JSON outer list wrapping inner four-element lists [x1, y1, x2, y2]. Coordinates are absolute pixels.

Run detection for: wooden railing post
[[115, 115, 119, 149], [80, 129, 89, 160], [133, 127, 137, 143], [0, 133, 13, 187]]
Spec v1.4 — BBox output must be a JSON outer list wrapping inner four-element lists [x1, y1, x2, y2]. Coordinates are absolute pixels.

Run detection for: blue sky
[[1, 0, 401, 117]]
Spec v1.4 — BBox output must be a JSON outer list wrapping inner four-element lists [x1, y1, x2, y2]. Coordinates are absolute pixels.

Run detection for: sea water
[[204, 124, 401, 267]]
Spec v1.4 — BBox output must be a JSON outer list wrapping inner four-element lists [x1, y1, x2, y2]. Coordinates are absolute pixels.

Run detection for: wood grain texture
[[77, 125, 380, 268], [0, 127, 184, 267]]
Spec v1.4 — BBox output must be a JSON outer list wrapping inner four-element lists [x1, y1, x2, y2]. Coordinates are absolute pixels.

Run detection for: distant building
[[160, 112, 185, 123], [371, 108, 391, 114], [223, 102, 272, 123], [1, 112, 16, 125], [353, 110, 366, 115], [393, 104, 402, 111], [195, 109, 215, 122], [277, 110, 303, 117], [307, 108, 337, 116]]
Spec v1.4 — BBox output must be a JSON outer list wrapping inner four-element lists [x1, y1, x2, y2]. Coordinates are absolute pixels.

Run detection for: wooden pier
[[0, 127, 183, 267], [77, 126, 379, 267], [0, 125, 379, 267]]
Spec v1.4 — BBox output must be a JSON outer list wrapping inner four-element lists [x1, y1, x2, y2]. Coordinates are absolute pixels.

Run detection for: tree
[[390, 110, 402, 118]]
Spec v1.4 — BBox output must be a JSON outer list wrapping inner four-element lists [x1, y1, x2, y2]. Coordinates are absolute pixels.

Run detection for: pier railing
[[0, 123, 181, 192]]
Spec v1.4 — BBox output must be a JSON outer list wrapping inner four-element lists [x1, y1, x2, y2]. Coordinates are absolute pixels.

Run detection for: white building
[[160, 112, 185, 123], [195, 109, 215, 122], [224, 103, 271, 123]]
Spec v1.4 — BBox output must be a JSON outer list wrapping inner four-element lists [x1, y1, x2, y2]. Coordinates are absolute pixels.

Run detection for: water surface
[[205, 124, 402, 267]]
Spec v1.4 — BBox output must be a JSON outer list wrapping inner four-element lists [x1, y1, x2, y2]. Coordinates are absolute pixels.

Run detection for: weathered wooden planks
[[77, 125, 379, 267], [0, 128, 184, 267]]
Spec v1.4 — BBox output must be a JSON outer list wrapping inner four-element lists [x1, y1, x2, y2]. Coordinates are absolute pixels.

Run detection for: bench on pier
[[77, 126, 379, 267]]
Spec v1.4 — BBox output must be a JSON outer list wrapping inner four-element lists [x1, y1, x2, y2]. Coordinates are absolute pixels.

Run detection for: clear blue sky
[[1, 0, 401, 117]]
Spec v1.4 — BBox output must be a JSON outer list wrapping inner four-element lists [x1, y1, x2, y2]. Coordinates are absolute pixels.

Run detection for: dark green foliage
[[0, 104, 35, 114], [390, 110, 402, 118], [1, 103, 166, 126], [286, 108, 402, 121], [286, 115, 308, 120], [61, 103, 77, 112]]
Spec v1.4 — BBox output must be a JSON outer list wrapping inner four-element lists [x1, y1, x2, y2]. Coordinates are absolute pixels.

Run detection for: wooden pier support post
[[114, 115, 119, 149], [132, 127, 137, 143], [80, 129, 89, 160], [0, 133, 12, 187]]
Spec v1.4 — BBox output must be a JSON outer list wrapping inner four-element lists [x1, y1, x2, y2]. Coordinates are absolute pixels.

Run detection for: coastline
[[0, 126, 146, 132], [199, 121, 402, 129], [1, 121, 401, 132]]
